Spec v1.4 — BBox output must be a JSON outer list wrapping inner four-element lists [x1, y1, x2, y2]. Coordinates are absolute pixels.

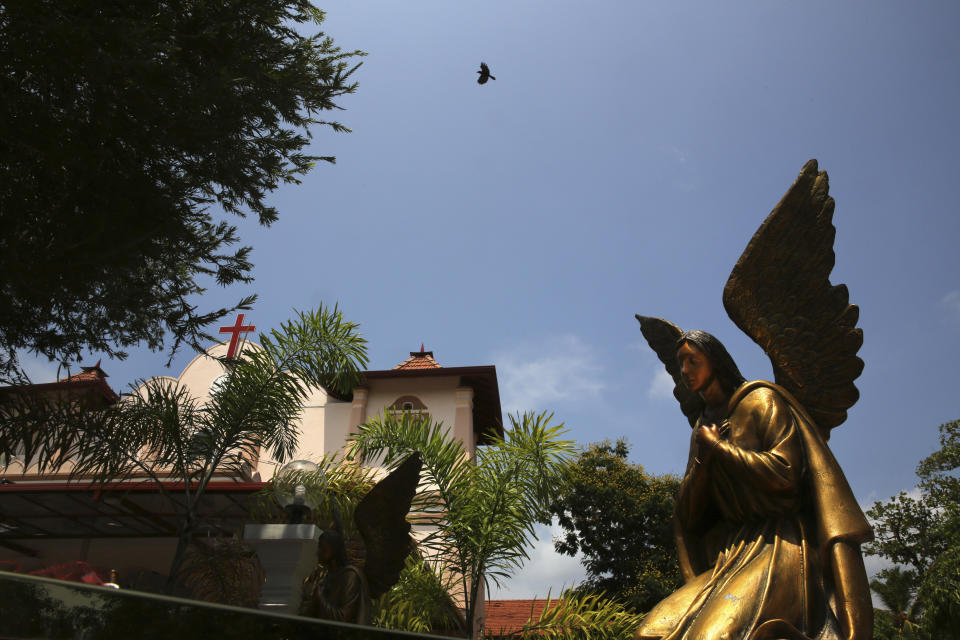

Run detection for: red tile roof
[[0, 359, 119, 405], [485, 599, 560, 636], [58, 369, 101, 382], [393, 350, 442, 370], [58, 360, 109, 383]]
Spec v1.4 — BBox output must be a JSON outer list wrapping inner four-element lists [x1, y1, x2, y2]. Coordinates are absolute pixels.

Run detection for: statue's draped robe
[[308, 565, 372, 625], [636, 382, 871, 640]]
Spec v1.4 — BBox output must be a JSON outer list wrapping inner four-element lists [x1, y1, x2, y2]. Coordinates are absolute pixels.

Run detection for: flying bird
[[477, 62, 495, 84]]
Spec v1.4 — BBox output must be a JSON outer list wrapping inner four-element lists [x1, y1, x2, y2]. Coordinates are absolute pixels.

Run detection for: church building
[[0, 339, 502, 594], [170, 340, 503, 480]]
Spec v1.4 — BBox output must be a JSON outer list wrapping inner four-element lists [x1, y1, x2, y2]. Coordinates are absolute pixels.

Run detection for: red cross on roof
[[219, 314, 256, 358]]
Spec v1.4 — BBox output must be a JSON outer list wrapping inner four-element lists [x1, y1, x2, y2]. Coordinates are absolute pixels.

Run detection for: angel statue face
[[318, 530, 348, 568], [675, 330, 746, 403], [677, 342, 713, 393]]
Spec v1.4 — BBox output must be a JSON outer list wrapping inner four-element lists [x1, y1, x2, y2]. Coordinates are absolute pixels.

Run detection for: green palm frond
[[373, 555, 464, 634], [348, 410, 575, 635], [2, 304, 367, 592], [249, 452, 377, 539], [492, 591, 644, 640]]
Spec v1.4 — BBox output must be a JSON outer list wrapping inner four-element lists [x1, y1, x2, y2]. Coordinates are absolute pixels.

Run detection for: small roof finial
[[420, 343, 425, 353], [79, 359, 109, 379]]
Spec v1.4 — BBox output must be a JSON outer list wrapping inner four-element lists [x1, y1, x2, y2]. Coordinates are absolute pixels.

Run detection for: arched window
[[389, 395, 429, 420]]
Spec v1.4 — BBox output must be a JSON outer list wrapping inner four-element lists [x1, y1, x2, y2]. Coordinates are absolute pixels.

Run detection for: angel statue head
[[675, 330, 746, 398], [318, 529, 349, 568]]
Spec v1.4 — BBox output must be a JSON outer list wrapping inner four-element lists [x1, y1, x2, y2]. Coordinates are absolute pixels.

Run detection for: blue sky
[[25, 1, 960, 597]]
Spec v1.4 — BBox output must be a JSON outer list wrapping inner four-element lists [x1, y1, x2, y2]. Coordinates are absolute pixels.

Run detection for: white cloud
[[494, 335, 604, 414], [15, 354, 61, 384], [660, 146, 699, 191], [665, 145, 687, 165], [863, 553, 893, 580], [941, 290, 960, 321], [648, 369, 675, 399], [489, 520, 586, 600], [859, 485, 923, 512]]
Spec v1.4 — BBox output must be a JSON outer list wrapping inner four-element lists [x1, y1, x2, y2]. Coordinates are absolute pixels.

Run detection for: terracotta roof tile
[[392, 350, 442, 370], [3, 359, 118, 406], [59, 370, 101, 382], [58, 361, 108, 383], [485, 599, 560, 636]]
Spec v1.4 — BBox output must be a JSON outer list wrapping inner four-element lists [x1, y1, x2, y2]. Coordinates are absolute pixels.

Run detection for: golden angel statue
[[635, 160, 873, 640]]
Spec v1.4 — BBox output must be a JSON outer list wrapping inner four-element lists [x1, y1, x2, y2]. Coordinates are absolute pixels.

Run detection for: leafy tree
[[549, 440, 681, 614], [0, 305, 367, 591], [869, 567, 925, 640], [0, 1, 364, 383], [348, 411, 576, 638], [867, 419, 960, 639]]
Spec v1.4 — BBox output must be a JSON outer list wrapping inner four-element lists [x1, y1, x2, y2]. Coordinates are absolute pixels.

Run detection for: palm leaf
[[493, 590, 644, 640]]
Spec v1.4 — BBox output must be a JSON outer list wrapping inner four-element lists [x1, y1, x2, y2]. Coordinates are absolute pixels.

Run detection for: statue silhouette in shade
[[305, 453, 422, 625]]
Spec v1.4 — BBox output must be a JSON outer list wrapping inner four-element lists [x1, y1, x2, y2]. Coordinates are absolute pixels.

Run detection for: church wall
[[142, 340, 342, 482], [253, 400, 331, 481], [175, 342, 230, 400], [320, 401, 353, 459], [363, 376, 462, 443]]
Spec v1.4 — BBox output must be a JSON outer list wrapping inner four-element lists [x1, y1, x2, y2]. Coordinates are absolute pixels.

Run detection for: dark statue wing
[[635, 315, 702, 427], [480, 62, 490, 74], [723, 159, 863, 438], [354, 452, 422, 599]]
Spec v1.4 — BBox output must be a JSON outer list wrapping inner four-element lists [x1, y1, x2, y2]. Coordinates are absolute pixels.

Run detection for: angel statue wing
[[634, 315, 701, 427], [354, 452, 423, 599], [723, 159, 863, 439]]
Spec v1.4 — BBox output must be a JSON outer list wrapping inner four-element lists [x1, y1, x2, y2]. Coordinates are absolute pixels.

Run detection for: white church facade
[[167, 341, 503, 480], [0, 341, 502, 594]]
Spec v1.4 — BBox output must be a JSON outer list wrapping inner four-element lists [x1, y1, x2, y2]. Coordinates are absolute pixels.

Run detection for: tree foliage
[[869, 567, 925, 639], [348, 411, 576, 638], [371, 555, 464, 635], [0, 1, 364, 382], [0, 305, 368, 591], [549, 440, 681, 614], [867, 419, 960, 639]]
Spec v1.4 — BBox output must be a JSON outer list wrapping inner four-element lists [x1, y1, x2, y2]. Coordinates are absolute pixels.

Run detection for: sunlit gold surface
[[635, 381, 872, 640]]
